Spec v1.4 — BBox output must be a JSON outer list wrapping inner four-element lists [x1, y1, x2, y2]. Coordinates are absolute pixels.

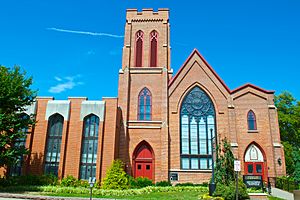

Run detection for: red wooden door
[[134, 144, 153, 180], [245, 162, 265, 180]]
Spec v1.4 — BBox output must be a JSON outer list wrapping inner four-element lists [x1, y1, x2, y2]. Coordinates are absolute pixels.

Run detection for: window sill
[[248, 130, 259, 133]]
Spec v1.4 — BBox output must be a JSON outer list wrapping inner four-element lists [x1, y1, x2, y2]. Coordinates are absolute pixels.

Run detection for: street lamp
[[88, 177, 96, 200], [209, 128, 216, 196]]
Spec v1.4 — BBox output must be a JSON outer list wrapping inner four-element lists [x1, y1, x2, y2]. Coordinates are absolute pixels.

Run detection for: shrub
[[134, 177, 153, 188], [213, 179, 249, 200], [199, 193, 224, 200], [0, 174, 58, 187], [60, 175, 81, 187], [155, 180, 172, 187], [101, 159, 129, 190]]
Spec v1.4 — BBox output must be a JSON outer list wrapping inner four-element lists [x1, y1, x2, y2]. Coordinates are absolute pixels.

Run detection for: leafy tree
[[275, 91, 300, 179], [275, 91, 300, 147], [0, 66, 36, 173], [102, 159, 129, 190]]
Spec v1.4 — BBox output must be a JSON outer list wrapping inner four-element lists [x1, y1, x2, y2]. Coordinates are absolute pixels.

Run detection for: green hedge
[[0, 185, 208, 196], [40, 186, 208, 196], [275, 176, 299, 192]]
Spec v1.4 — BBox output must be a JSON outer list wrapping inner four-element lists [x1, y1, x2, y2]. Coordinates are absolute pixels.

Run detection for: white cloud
[[47, 27, 124, 38], [49, 75, 83, 94], [54, 76, 62, 81]]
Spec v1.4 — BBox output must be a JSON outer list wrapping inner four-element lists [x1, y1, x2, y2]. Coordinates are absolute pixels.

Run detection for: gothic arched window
[[44, 114, 64, 176], [10, 113, 30, 176], [138, 88, 152, 121], [135, 30, 144, 67], [180, 86, 215, 170], [80, 114, 99, 179], [247, 110, 257, 130], [150, 30, 158, 67]]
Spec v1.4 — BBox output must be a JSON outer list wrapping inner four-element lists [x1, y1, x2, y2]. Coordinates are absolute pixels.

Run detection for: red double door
[[134, 144, 153, 180], [245, 162, 265, 180]]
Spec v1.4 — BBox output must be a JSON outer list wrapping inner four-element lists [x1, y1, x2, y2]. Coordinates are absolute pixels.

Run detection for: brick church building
[[2, 8, 286, 183]]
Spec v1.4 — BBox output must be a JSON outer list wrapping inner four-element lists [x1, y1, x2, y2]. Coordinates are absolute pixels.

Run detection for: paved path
[[0, 193, 116, 200], [271, 188, 294, 200]]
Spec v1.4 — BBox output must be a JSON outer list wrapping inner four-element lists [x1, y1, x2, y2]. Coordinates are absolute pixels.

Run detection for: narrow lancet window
[[247, 110, 257, 130], [135, 30, 144, 67], [138, 88, 152, 121], [150, 30, 158, 67], [80, 114, 99, 179], [45, 114, 64, 176]]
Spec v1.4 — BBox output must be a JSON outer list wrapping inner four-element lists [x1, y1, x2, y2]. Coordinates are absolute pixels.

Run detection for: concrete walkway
[[0, 193, 116, 200], [271, 188, 294, 200]]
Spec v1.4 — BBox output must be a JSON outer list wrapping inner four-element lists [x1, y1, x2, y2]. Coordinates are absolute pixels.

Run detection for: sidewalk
[[271, 188, 294, 200], [0, 193, 116, 200]]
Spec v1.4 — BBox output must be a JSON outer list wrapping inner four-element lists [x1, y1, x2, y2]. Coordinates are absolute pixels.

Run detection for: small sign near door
[[234, 160, 241, 172]]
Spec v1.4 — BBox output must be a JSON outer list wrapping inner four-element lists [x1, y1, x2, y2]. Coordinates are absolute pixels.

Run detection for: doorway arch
[[244, 142, 267, 181], [132, 141, 154, 180]]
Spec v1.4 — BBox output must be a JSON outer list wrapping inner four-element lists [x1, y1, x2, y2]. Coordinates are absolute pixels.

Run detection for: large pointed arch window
[[180, 86, 216, 170], [135, 30, 144, 67], [45, 114, 64, 176], [150, 30, 158, 67], [247, 110, 257, 130], [138, 88, 152, 121], [80, 114, 99, 179], [10, 113, 30, 176]]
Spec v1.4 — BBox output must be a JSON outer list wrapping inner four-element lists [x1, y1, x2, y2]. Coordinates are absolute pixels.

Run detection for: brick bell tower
[[118, 8, 172, 182]]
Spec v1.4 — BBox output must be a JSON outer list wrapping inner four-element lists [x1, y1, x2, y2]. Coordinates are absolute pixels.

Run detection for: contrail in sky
[[47, 27, 124, 38]]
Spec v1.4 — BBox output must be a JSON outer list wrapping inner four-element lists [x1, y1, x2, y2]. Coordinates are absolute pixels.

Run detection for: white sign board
[[234, 160, 241, 172]]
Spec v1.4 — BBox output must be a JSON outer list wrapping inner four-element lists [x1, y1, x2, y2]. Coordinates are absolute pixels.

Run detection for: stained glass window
[[138, 88, 152, 121], [180, 86, 215, 170], [45, 114, 64, 176], [80, 114, 99, 179], [247, 110, 257, 130]]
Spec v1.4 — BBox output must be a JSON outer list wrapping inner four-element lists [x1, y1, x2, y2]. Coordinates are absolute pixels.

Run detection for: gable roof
[[169, 49, 274, 95]]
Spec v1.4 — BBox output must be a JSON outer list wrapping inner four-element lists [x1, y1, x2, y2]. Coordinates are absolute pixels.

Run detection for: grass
[[42, 191, 202, 200], [267, 196, 285, 200]]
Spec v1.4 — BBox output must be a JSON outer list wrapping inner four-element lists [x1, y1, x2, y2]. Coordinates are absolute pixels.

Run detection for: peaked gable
[[168, 49, 230, 98]]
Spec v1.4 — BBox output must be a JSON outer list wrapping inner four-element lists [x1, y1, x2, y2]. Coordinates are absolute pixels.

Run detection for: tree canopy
[[0, 66, 36, 171], [275, 91, 300, 180]]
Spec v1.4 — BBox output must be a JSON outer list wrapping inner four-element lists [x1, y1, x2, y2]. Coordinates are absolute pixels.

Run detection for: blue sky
[[1, 0, 299, 100]]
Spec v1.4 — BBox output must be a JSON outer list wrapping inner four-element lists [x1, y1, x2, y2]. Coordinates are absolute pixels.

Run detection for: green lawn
[[40, 191, 202, 200]]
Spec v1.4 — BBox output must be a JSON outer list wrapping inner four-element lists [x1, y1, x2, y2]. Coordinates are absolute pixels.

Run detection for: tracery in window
[[247, 110, 257, 130], [135, 30, 144, 67], [150, 30, 158, 67], [180, 86, 215, 170], [138, 88, 152, 121]]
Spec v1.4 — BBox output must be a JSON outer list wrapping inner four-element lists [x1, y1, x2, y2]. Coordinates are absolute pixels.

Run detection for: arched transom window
[[247, 110, 257, 130], [138, 88, 152, 121], [135, 30, 144, 67], [150, 30, 158, 67], [180, 86, 215, 170], [80, 114, 99, 179], [45, 114, 64, 176]]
